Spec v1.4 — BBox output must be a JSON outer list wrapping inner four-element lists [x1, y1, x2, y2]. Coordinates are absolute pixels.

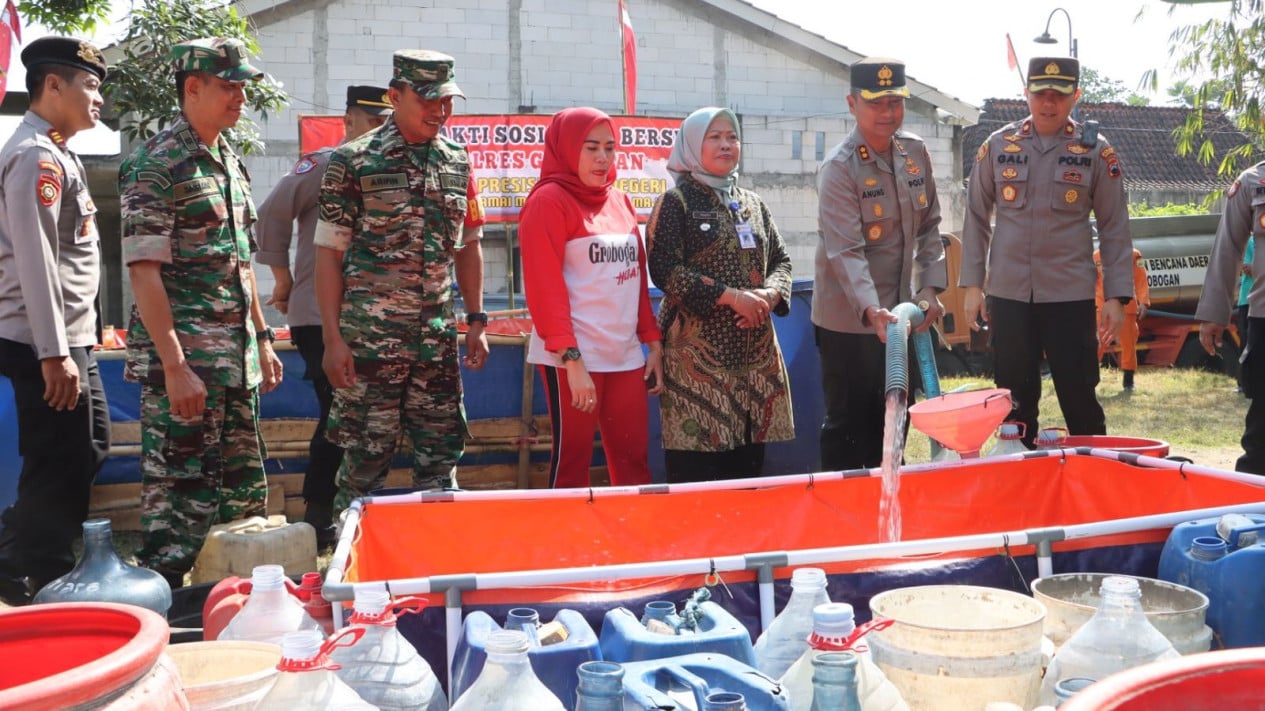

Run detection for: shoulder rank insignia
[[1064, 123, 1076, 136], [857, 145, 871, 161], [1020, 120, 1032, 135]]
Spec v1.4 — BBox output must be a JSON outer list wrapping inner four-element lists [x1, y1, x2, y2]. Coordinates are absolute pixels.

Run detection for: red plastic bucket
[[0, 602, 189, 710], [1058, 435, 1169, 458], [1060, 648, 1265, 710]]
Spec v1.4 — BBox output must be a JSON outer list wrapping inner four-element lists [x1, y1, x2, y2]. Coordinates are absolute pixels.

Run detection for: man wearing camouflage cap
[[121, 38, 283, 588], [0, 37, 110, 605], [255, 85, 391, 546], [813, 57, 946, 471], [960, 57, 1133, 448], [315, 50, 487, 507]]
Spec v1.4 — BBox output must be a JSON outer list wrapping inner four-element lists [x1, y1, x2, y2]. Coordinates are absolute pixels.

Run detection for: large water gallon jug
[[33, 519, 173, 618], [779, 603, 907, 711], [753, 568, 831, 678], [216, 565, 323, 645], [190, 515, 318, 585], [1158, 512, 1265, 648], [449, 629, 567, 710], [254, 629, 376, 710], [1038, 576, 1179, 706], [329, 588, 446, 711], [619, 653, 791, 710], [575, 660, 624, 710], [451, 607, 598, 708], [984, 423, 1028, 457], [810, 651, 862, 711], [600, 588, 756, 666]]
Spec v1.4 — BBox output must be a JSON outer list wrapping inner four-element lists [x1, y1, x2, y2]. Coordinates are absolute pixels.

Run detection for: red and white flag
[[0, 0, 21, 103], [619, 0, 637, 115], [1005, 33, 1025, 90]]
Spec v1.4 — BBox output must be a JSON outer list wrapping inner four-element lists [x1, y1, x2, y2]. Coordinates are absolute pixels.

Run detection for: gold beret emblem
[[877, 65, 893, 87], [1045, 62, 1060, 75], [381, 93, 391, 104], [77, 42, 103, 65]]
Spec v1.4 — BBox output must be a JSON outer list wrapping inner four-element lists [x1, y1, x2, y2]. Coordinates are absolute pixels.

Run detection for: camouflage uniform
[[315, 51, 480, 505], [122, 39, 269, 579]]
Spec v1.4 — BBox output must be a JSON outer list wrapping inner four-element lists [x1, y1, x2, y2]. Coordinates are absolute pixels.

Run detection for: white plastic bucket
[[1032, 573, 1213, 655], [167, 640, 282, 711], [868, 585, 1047, 711]]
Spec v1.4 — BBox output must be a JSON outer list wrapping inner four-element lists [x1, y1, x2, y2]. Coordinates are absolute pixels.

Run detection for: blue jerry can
[[1158, 513, 1265, 649], [620, 653, 791, 710], [599, 598, 756, 666], [451, 607, 600, 710]]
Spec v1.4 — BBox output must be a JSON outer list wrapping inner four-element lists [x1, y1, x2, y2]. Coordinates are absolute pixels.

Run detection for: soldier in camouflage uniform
[[122, 38, 284, 588], [314, 50, 487, 507]]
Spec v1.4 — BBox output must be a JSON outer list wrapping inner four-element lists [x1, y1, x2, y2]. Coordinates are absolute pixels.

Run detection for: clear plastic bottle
[[217, 564, 323, 645], [703, 691, 747, 711], [254, 629, 378, 710], [780, 602, 908, 711], [810, 651, 862, 711], [1038, 576, 1180, 706], [329, 589, 446, 711], [753, 567, 831, 678], [575, 660, 624, 711], [449, 630, 566, 710], [985, 422, 1029, 457]]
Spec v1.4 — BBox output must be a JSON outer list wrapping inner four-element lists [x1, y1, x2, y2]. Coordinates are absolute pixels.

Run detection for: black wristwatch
[[259, 326, 276, 343], [561, 347, 582, 362], [465, 311, 488, 326]]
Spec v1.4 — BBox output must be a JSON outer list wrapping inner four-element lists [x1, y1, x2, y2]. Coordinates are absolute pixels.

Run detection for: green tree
[[1166, 78, 1229, 108], [1079, 66, 1150, 106], [17, 0, 111, 35], [1147, 0, 1265, 179], [105, 0, 288, 155]]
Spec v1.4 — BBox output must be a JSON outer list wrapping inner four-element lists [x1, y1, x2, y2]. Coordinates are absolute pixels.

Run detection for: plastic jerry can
[[190, 515, 318, 585], [1158, 513, 1265, 648], [599, 593, 756, 666], [620, 653, 791, 710], [451, 607, 599, 709]]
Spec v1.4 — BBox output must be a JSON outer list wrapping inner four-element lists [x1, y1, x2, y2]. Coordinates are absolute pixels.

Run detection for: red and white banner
[[619, 0, 637, 115], [298, 113, 682, 223], [0, 0, 22, 103]]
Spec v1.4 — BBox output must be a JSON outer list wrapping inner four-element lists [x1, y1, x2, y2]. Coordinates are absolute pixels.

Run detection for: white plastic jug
[[217, 565, 323, 645], [329, 589, 446, 711], [754, 568, 831, 678], [449, 630, 565, 710], [253, 629, 377, 710], [780, 603, 908, 711]]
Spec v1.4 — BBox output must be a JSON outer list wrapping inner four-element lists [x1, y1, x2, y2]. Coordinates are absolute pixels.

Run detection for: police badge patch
[[37, 175, 60, 206], [293, 157, 316, 175]]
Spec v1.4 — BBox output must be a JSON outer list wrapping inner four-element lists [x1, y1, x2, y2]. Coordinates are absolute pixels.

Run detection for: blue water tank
[[1158, 513, 1265, 648], [599, 600, 756, 666], [620, 653, 790, 710], [451, 607, 600, 710]]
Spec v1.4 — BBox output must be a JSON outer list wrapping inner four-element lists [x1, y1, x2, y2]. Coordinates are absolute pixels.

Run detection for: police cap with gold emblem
[[346, 85, 392, 116], [172, 38, 265, 82], [20, 36, 108, 81], [392, 50, 464, 100], [851, 57, 909, 100], [1028, 57, 1079, 95]]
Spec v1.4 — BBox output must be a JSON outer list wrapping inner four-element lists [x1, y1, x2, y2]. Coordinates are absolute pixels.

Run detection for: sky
[[745, 0, 1228, 106]]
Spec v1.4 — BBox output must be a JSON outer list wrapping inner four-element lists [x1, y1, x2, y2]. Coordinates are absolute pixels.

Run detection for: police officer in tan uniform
[[813, 58, 946, 471], [1196, 159, 1265, 474], [0, 37, 110, 605], [961, 57, 1134, 448], [255, 85, 390, 545]]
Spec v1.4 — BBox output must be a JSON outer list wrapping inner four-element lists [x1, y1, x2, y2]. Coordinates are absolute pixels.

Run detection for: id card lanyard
[[730, 200, 757, 250]]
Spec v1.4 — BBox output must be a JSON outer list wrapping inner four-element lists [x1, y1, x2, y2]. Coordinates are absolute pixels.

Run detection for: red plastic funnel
[[909, 388, 1013, 457]]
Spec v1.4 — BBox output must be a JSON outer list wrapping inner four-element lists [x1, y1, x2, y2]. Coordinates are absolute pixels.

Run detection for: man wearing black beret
[[0, 37, 111, 605], [254, 85, 391, 546]]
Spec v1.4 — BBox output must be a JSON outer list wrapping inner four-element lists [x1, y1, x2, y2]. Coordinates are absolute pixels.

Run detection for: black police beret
[[346, 85, 392, 115], [20, 36, 108, 81]]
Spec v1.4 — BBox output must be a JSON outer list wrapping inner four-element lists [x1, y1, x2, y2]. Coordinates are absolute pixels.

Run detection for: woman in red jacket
[[520, 107, 664, 488]]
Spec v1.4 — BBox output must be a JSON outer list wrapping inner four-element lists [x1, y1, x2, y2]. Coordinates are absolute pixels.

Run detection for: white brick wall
[[242, 0, 972, 304]]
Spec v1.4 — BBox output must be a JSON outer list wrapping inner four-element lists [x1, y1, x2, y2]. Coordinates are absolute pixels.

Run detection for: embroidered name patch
[[360, 173, 409, 192], [174, 177, 218, 202]]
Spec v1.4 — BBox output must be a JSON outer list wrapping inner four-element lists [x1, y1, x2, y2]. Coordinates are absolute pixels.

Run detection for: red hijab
[[528, 107, 617, 208]]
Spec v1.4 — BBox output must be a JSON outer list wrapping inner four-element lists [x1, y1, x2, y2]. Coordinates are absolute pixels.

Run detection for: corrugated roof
[[962, 98, 1251, 192]]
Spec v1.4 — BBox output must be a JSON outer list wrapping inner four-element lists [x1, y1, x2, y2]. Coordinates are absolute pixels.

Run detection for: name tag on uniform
[[736, 221, 756, 249]]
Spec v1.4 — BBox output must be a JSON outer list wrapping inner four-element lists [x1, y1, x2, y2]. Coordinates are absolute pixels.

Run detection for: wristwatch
[[465, 311, 488, 326], [259, 326, 277, 343], [561, 347, 582, 362]]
